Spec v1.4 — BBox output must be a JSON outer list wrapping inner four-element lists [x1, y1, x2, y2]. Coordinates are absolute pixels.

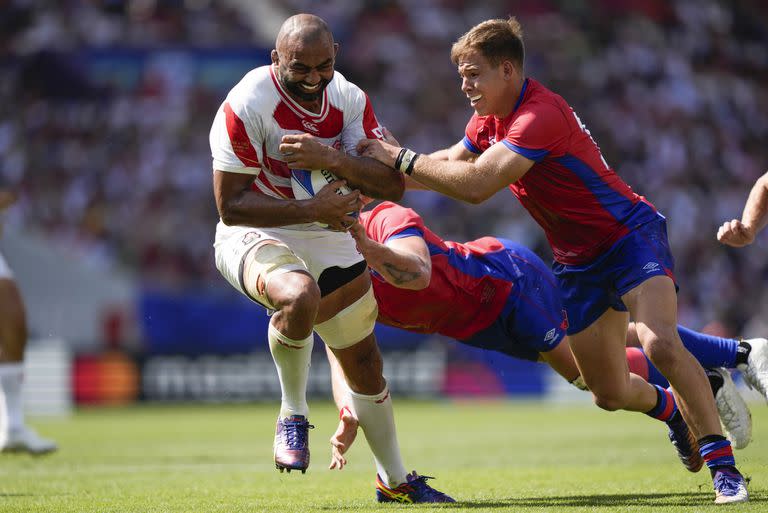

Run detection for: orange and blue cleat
[[666, 411, 703, 472], [376, 471, 455, 503]]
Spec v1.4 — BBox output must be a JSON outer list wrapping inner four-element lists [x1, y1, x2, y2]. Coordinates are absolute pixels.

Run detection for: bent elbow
[[409, 268, 431, 290]]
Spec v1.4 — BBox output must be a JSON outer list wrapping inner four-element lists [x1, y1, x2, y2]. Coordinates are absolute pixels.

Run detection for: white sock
[[349, 385, 408, 487], [0, 363, 24, 433], [267, 324, 313, 419]]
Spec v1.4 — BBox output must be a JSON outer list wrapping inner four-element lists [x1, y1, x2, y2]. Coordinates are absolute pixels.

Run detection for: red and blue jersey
[[359, 202, 514, 340], [463, 78, 660, 265]]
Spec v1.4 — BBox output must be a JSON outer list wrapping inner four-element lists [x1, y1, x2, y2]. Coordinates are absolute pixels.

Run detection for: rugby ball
[[291, 169, 352, 199], [290, 169, 358, 226]]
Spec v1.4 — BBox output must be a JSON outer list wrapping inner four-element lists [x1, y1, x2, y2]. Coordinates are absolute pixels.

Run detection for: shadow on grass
[[320, 491, 762, 509]]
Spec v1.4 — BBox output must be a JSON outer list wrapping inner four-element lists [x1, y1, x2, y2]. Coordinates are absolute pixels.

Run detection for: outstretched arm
[[717, 171, 768, 247], [326, 345, 359, 470], [348, 223, 431, 290], [358, 138, 533, 204]]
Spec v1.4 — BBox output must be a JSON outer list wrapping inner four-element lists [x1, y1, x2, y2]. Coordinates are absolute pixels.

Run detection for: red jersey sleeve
[[361, 202, 425, 244], [503, 102, 569, 162], [462, 114, 483, 154]]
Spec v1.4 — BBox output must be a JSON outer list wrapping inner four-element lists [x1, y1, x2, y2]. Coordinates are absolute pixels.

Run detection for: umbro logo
[[643, 262, 660, 273], [543, 328, 557, 343], [302, 119, 319, 133]]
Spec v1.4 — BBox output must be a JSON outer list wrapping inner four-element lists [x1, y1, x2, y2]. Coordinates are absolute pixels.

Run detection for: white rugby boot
[[739, 338, 768, 400], [1, 426, 58, 455], [707, 368, 751, 449]]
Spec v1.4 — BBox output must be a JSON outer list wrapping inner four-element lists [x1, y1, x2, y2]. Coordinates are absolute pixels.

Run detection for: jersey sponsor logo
[[643, 262, 660, 273]]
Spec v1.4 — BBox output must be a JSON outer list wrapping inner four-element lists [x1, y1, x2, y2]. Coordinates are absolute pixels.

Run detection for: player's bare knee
[[272, 275, 321, 321], [642, 332, 683, 373]]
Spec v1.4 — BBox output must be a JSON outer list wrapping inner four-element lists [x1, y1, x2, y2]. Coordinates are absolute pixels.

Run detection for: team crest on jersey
[[301, 119, 319, 133]]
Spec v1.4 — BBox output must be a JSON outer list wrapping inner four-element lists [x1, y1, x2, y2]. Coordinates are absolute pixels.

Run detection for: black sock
[[698, 434, 727, 446]]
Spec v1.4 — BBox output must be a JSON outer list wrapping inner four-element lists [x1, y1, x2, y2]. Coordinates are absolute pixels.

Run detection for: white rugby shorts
[[213, 221, 363, 302]]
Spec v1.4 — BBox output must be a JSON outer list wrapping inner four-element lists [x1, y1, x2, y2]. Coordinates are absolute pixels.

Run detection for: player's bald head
[[276, 14, 334, 54], [271, 14, 338, 104]]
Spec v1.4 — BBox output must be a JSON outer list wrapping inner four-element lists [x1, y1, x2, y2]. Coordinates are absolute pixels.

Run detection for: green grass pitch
[[0, 400, 765, 512]]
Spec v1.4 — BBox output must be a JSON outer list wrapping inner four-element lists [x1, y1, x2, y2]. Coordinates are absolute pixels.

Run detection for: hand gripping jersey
[[360, 202, 515, 340], [463, 78, 660, 265], [209, 65, 383, 229]]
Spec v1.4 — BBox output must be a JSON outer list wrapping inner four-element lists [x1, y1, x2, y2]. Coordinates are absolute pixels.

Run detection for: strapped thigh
[[242, 240, 307, 309]]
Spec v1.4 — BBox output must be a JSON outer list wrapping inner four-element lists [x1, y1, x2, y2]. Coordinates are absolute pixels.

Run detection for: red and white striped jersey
[[210, 64, 383, 204]]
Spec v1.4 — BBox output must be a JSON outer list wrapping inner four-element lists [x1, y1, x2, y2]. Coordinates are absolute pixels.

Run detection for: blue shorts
[[552, 216, 676, 336], [459, 240, 567, 362]]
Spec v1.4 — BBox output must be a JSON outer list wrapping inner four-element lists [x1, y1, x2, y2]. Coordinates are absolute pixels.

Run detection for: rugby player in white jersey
[[0, 188, 57, 454], [209, 14, 452, 503]]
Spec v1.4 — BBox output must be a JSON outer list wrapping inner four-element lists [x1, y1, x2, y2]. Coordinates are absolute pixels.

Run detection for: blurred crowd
[[1, 0, 767, 335]]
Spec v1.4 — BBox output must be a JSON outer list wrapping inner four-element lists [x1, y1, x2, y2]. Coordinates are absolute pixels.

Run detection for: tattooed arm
[[349, 222, 431, 290]]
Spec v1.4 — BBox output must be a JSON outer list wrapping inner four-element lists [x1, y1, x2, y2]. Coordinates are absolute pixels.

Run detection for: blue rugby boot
[[375, 471, 455, 503], [712, 467, 749, 504], [274, 415, 314, 474], [666, 411, 704, 472]]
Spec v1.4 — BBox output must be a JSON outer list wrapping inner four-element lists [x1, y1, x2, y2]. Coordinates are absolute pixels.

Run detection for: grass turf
[[0, 400, 765, 512]]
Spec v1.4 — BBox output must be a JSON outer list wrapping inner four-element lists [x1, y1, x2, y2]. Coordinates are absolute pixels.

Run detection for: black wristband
[[394, 148, 407, 170], [404, 153, 420, 175]]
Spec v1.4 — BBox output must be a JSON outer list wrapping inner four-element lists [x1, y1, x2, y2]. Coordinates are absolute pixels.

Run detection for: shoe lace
[[714, 471, 743, 496], [283, 419, 314, 450], [406, 473, 450, 500]]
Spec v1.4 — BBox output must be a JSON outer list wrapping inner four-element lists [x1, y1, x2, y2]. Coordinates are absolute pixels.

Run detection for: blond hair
[[450, 17, 525, 68]]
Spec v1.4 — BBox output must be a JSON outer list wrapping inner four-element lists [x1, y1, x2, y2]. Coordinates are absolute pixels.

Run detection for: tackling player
[[209, 14, 452, 503], [0, 188, 57, 454], [356, 18, 749, 503], [326, 201, 760, 468]]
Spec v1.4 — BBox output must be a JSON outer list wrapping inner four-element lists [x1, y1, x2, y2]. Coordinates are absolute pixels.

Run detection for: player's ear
[[333, 42, 340, 58], [270, 49, 279, 65], [502, 60, 515, 80]]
